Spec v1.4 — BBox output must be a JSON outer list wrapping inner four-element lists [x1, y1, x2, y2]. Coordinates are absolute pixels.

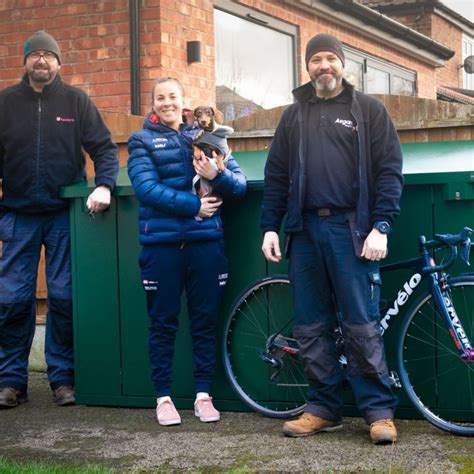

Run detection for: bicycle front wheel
[[223, 275, 307, 418], [398, 276, 474, 436]]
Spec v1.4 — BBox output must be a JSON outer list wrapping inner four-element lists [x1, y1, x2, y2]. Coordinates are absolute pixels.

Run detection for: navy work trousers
[[289, 213, 397, 424], [0, 210, 74, 392], [139, 240, 228, 397]]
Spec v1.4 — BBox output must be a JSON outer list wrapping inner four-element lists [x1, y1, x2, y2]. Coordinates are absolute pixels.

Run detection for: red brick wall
[[431, 13, 463, 88], [140, 0, 215, 115], [380, 10, 464, 89], [0, 0, 131, 112], [0, 0, 458, 115]]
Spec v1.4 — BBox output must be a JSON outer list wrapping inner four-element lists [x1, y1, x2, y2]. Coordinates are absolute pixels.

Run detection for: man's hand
[[361, 228, 388, 261], [193, 150, 219, 180], [262, 231, 282, 262], [86, 185, 111, 214], [198, 196, 222, 218]]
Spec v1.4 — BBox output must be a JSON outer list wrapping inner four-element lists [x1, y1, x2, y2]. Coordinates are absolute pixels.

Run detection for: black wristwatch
[[373, 221, 392, 234]]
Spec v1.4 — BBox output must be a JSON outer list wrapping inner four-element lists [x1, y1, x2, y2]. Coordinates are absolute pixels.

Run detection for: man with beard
[[261, 34, 403, 444], [0, 31, 118, 408]]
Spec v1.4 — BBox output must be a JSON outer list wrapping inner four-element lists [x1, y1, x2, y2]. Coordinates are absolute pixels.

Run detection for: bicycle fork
[[432, 278, 474, 362]]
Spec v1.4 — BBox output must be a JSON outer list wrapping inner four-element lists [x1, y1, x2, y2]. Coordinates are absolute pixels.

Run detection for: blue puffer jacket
[[128, 114, 247, 245]]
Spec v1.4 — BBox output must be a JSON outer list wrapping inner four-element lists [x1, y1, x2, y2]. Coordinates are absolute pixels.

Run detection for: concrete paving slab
[[0, 372, 472, 472]]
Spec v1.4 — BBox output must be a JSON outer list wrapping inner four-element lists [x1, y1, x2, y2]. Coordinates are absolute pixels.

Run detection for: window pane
[[367, 66, 389, 94], [345, 58, 363, 91], [462, 36, 473, 90], [392, 76, 415, 96], [214, 9, 294, 121]]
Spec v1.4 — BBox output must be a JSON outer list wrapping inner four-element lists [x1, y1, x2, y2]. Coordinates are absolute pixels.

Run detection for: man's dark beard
[[29, 68, 52, 83]]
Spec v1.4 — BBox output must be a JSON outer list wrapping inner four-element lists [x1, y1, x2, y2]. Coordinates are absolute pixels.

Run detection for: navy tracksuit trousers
[[0, 210, 74, 392], [139, 240, 228, 397], [289, 213, 397, 424]]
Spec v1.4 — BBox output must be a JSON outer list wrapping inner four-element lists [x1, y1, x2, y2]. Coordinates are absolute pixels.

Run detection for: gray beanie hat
[[305, 33, 345, 69], [194, 125, 234, 157], [24, 31, 62, 64]]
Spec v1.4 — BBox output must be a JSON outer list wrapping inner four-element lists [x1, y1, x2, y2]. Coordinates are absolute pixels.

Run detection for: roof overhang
[[286, 0, 455, 67]]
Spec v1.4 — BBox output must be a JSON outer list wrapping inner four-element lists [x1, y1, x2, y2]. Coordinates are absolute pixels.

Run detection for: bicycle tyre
[[398, 276, 474, 436], [223, 275, 307, 418]]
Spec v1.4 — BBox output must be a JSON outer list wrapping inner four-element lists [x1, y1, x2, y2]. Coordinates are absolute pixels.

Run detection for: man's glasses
[[27, 51, 57, 62]]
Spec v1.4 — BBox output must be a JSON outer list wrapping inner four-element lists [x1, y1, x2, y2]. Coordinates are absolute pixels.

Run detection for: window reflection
[[393, 76, 415, 96], [214, 9, 294, 122], [367, 67, 389, 94], [345, 58, 363, 91]]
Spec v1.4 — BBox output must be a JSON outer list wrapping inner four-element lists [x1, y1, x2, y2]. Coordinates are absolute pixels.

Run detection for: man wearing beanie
[[261, 33, 403, 444], [0, 31, 118, 408]]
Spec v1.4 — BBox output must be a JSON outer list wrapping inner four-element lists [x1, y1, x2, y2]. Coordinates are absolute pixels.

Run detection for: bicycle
[[222, 227, 474, 436]]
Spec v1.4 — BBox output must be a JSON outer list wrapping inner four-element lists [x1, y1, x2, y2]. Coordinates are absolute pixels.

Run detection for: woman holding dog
[[127, 77, 246, 426]]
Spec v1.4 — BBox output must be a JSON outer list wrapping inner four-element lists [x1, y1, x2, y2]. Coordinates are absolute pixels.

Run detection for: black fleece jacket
[[0, 74, 118, 214], [261, 80, 403, 237]]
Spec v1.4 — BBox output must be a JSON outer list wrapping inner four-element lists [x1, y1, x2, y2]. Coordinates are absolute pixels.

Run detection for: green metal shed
[[61, 140, 473, 417]]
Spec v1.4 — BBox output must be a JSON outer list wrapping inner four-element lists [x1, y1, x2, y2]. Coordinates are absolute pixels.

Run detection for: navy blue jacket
[[0, 74, 118, 214], [127, 114, 247, 245], [261, 80, 403, 237]]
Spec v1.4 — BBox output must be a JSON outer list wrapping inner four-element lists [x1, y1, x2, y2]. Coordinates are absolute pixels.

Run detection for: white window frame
[[462, 34, 474, 90]]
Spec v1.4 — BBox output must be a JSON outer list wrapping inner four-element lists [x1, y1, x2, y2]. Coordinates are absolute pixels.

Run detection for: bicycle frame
[[380, 248, 474, 361]]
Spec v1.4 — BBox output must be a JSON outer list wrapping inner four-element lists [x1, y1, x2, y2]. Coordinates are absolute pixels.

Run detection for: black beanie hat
[[305, 33, 345, 69], [24, 31, 62, 64]]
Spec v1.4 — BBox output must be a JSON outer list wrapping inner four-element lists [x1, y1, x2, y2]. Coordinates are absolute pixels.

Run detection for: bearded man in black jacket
[[0, 31, 118, 408], [261, 34, 403, 444]]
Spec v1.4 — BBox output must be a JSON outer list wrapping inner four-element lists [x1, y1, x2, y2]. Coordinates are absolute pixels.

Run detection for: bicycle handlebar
[[419, 227, 472, 274]]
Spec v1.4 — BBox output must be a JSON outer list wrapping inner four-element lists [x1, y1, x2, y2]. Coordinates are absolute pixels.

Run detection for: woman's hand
[[198, 196, 222, 218], [193, 150, 219, 180]]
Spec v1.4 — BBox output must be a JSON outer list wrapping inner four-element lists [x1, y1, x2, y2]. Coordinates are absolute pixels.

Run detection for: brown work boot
[[282, 413, 343, 437], [0, 387, 28, 408], [52, 385, 76, 406], [369, 419, 397, 445]]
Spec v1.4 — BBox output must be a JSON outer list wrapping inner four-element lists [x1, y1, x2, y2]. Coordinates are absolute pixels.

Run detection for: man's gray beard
[[312, 76, 337, 93]]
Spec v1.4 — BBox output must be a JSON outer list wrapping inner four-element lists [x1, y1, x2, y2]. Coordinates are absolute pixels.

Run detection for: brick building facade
[[1, 0, 468, 116], [361, 0, 474, 95]]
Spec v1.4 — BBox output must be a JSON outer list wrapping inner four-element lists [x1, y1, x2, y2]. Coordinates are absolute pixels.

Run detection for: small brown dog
[[192, 106, 233, 172], [191, 106, 233, 198]]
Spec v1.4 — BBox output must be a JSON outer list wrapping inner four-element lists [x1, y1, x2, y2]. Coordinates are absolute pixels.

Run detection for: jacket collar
[[20, 72, 63, 97]]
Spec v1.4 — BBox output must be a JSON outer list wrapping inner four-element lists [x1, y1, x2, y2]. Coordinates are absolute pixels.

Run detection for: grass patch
[[0, 456, 113, 474], [450, 454, 474, 474]]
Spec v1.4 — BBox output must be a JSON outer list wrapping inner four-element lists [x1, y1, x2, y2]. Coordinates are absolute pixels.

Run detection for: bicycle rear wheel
[[223, 275, 307, 418], [398, 276, 474, 436]]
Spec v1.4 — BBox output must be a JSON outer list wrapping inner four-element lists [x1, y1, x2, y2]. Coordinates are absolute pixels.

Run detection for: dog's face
[[194, 106, 215, 131]]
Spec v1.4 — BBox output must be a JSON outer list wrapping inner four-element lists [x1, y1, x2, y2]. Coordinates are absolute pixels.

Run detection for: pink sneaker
[[194, 396, 220, 422], [156, 399, 181, 426]]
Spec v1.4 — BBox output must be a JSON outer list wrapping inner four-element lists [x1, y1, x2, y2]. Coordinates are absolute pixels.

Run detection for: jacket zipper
[[36, 98, 42, 198]]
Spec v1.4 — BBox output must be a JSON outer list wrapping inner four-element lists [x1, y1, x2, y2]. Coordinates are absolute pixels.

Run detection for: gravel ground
[[0, 372, 472, 473]]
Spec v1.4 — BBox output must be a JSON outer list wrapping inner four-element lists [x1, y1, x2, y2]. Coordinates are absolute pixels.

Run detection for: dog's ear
[[213, 108, 224, 124], [193, 106, 202, 119]]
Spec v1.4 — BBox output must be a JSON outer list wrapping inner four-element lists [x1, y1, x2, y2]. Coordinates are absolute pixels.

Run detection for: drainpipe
[[129, 0, 140, 115]]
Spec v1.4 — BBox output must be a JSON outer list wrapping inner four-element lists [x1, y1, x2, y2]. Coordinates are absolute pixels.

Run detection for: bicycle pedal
[[389, 371, 402, 389]]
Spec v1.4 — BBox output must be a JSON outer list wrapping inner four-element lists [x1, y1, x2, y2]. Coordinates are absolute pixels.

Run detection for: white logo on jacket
[[334, 118, 353, 128], [152, 137, 168, 149]]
